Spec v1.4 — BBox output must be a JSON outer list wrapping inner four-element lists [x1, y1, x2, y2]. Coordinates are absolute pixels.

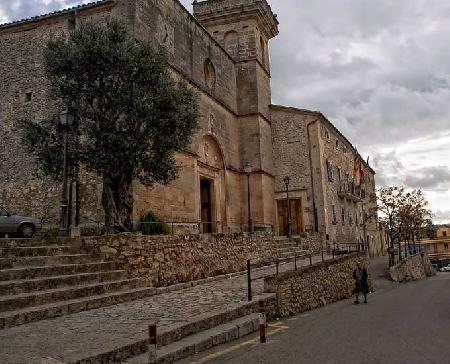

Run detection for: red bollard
[[149, 324, 157, 364], [259, 301, 267, 344]]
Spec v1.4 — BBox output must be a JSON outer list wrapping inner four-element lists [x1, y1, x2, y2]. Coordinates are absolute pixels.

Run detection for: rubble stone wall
[[76, 232, 277, 287], [264, 253, 369, 317], [389, 253, 436, 283]]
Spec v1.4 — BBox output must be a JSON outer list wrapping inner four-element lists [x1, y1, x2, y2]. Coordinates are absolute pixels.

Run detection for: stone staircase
[[0, 238, 156, 329], [275, 237, 308, 260]]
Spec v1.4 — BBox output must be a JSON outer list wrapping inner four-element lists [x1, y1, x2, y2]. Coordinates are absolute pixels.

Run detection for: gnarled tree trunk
[[102, 173, 133, 233]]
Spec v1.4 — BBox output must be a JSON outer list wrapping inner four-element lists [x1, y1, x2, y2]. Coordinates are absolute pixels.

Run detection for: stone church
[[0, 0, 383, 254]]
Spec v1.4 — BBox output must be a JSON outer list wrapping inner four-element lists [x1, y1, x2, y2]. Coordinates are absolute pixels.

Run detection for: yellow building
[[421, 238, 450, 266], [437, 226, 450, 238]]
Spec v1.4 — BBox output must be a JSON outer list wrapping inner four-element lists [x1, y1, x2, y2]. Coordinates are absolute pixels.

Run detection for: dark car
[[0, 206, 42, 238]]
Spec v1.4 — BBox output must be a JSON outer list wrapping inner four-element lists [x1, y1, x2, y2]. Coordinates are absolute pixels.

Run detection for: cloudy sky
[[1, 0, 449, 223]]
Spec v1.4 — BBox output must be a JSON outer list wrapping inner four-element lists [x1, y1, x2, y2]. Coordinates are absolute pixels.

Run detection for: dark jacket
[[353, 268, 369, 294]]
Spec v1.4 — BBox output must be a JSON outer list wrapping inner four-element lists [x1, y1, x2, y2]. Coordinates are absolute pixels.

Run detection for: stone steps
[[0, 270, 128, 295], [0, 239, 60, 248], [65, 296, 273, 364], [0, 278, 150, 312], [0, 286, 158, 329], [123, 313, 261, 364], [0, 259, 13, 270], [4, 253, 95, 267], [0, 245, 78, 257], [0, 261, 120, 281]]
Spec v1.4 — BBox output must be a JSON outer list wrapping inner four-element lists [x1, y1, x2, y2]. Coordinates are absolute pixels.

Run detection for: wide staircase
[[0, 238, 156, 329], [275, 237, 308, 260]]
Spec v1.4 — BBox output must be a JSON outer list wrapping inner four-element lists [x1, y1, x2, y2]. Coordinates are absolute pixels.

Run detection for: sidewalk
[[0, 254, 330, 364]]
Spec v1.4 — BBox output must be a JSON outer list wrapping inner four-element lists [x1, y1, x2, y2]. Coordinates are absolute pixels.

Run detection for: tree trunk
[[102, 173, 133, 233]]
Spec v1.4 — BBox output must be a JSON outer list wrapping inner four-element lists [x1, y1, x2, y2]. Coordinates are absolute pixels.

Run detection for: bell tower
[[194, 0, 279, 227], [193, 0, 279, 73]]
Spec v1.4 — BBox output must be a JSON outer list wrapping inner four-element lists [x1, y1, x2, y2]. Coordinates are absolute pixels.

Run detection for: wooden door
[[277, 199, 303, 236]]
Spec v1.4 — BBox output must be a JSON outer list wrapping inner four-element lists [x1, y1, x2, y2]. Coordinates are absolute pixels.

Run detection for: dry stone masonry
[[264, 253, 371, 317]]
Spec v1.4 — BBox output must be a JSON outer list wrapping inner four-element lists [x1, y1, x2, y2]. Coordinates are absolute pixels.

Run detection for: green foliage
[[139, 211, 170, 236]]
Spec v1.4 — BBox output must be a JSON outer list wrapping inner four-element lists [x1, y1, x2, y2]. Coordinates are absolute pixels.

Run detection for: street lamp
[[283, 176, 292, 238], [59, 109, 74, 238], [244, 162, 253, 235]]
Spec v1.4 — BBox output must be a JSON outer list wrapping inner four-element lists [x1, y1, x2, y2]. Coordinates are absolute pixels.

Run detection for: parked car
[[0, 206, 42, 238], [439, 265, 450, 272]]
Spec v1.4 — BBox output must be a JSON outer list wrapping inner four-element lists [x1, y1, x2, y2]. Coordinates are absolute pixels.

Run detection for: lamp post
[[244, 162, 253, 235], [283, 176, 292, 238], [59, 109, 74, 238]]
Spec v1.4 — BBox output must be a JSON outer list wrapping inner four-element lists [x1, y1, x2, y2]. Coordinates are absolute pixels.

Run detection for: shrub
[[139, 212, 170, 236]]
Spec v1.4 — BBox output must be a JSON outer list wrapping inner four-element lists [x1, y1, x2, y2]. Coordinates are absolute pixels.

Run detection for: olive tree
[[20, 20, 199, 232]]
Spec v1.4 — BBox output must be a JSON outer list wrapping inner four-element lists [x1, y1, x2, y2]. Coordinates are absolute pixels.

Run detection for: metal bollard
[[259, 300, 267, 344], [247, 259, 252, 302], [148, 324, 157, 364], [321, 250, 324, 262], [294, 255, 297, 271], [276, 259, 279, 275], [309, 254, 312, 266]]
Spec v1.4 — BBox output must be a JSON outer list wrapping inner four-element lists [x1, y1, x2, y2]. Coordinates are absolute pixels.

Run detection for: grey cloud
[[0, 0, 91, 24], [404, 166, 450, 190]]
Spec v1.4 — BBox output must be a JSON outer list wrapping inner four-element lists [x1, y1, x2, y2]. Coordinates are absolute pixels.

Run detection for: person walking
[[353, 263, 369, 304]]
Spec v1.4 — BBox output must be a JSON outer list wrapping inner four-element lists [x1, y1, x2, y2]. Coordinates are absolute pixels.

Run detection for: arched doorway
[[197, 135, 227, 233]]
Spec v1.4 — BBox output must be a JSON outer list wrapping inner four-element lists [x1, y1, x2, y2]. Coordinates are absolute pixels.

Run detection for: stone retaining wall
[[389, 253, 436, 283], [76, 233, 277, 287], [264, 253, 369, 317]]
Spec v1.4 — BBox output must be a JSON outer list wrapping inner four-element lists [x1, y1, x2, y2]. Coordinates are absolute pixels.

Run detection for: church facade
[[0, 0, 383, 254]]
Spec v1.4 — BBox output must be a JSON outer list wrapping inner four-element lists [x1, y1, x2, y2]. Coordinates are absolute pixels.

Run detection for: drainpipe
[[307, 119, 319, 233]]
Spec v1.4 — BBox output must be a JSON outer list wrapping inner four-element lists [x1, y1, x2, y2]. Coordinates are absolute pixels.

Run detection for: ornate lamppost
[[59, 109, 74, 238], [283, 176, 292, 238], [244, 162, 253, 234]]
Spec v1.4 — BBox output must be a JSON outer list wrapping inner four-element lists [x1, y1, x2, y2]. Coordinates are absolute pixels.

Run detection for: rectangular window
[[444, 231, 448, 237], [24, 92, 32, 103], [341, 207, 345, 224], [445, 244, 449, 251], [326, 160, 333, 182], [337, 168, 341, 182]]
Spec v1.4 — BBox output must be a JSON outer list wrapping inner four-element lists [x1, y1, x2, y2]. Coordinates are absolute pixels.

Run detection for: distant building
[[0, 0, 383, 253], [437, 226, 450, 238]]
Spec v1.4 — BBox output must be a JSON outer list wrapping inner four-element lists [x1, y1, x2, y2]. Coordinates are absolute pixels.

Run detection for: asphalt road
[[181, 258, 450, 364]]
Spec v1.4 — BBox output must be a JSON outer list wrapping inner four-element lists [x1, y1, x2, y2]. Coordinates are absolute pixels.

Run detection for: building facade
[[0, 0, 383, 252]]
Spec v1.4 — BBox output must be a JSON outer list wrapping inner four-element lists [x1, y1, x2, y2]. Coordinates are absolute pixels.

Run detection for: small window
[[326, 160, 333, 182], [341, 207, 345, 224], [325, 130, 330, 140], [445, 243, 449, 251], [443, 231, 447, 237], [24, 92, 32, 102], [336, 139, 339, 148], [204, 59, 216, 89], [68, 17, 76, 31], [337, 168, 342, 182]]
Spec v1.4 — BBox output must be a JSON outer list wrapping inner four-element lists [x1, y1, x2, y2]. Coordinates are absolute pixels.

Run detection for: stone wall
[[389, 253, 436, 283], [77, 232, 277, 287], [264, 253, 369, 317]]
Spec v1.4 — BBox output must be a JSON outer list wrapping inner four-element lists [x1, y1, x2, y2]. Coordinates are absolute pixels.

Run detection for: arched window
[[260, 36, 266, 65], [204, 59, 216, 89], [224, 31, 239, 58]]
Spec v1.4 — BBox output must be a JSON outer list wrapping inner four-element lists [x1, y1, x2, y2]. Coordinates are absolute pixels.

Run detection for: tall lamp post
[[244, 162, 253, 235], [283, 176, 292, 238], [59, 109, 74, 238]]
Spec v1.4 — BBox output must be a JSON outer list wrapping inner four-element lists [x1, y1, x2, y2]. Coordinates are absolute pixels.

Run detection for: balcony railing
[[338, 182, 363, 202]]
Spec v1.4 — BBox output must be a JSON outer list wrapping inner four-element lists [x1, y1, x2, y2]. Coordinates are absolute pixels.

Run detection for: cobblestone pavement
[[0, 254, 330, 364]]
